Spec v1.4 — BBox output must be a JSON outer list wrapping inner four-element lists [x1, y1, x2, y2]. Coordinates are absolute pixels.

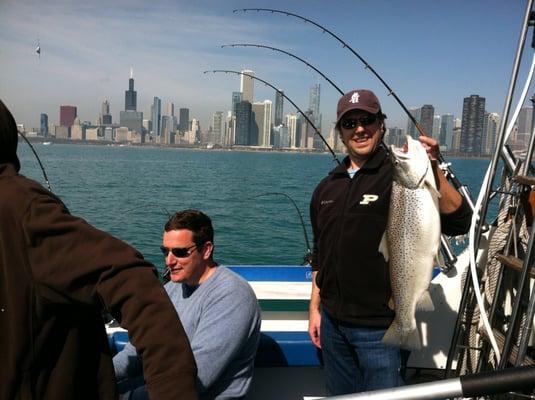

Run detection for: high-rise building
[[386, 127, 404, 147], [60, 105, 77, 127], [101, 99, 112, 125], [125, 67, 137, 111], [439, 114, 454, 150], [119, 110, 143, 136], [165, 102, 175, 117], [240, 70, 255, 103], [179, 108, 189, 133], [419, 105, 434, 137], [252, 100, 272, 147], [482, 112, 500, 156], [71, 118, 83, 140], [231, 92, 242, 116], [432, 115, 441, 140], [274, 91, 284, 126], [286, 114, 298, 148], [212, 111, 224, 145], [308, 83, 321, 130], [151, 97, 162, 138], [235, 101, 252, 145], [40, 113, 48, 137], [460, 95, 486, 155], [406, 108, 421, 138]]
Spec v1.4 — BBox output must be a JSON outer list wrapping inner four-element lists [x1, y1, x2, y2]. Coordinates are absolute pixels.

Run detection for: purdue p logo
[[359, 194, 378, 205]]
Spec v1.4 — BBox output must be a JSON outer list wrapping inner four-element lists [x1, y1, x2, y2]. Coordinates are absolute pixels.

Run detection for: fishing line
[[468, 51, 535, 364], [221, 43, 391, 154], [249, 192, 312, 265], [18, 132, 51, 191], [203, 69, 340, 165], [233, 8, 475, 211]]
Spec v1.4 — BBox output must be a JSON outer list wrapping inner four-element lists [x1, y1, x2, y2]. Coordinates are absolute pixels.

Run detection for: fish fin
[[378, 232, 389, 261], [382, 321, 422, 350], [388, 297, 395, 310], [416, 291, 434, 312]]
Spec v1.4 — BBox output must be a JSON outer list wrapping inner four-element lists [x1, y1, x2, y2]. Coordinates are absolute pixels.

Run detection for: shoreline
[[19, 134, 493, 160]]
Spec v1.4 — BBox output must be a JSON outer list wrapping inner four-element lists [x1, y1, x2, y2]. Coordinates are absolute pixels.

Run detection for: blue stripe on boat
[[228, 265, 313, 282], [228, 265, 441, 281]]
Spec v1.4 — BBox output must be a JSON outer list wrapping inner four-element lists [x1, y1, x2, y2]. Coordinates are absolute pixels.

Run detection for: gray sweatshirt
[[113, 266, 261, 399]]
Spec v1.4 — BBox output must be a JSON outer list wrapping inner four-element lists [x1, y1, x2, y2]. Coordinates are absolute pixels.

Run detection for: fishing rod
[[233, 8, 475, 211], [221, 44, 344, 95], [203, 69, 340, 165], [220, 45, 458, 272], [251, 192, 312, 265], [18, 132, 51, 191]]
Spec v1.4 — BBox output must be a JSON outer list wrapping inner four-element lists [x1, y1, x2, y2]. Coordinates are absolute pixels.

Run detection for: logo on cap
[[349, 92, 360, 104]]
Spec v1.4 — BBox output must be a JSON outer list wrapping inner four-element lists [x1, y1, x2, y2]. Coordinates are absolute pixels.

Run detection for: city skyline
[[0, 0, 529, 132]]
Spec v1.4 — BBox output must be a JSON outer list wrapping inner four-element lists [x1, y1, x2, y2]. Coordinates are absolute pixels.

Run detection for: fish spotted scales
[[379, 135, 441, 350]]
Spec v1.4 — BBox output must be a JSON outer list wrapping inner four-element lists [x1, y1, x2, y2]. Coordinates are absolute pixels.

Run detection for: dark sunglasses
[[340, 114, 378, 129], [160, 244, 197, 258]]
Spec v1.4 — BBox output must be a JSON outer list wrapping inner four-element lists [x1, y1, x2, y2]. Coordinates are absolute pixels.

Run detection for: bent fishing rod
[[203, 69, 340, 165], [233, 8, 475, 211], [251, 192, 312, 265], [18, 132, 51, 191], [220, 45, 458, 270], [221, 44, 345, 95]]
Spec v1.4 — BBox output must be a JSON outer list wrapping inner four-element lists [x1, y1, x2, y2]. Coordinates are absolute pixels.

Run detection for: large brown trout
[[379, 135, 442, 350]]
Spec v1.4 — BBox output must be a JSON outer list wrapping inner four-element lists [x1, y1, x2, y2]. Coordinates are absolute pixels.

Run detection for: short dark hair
[[164, 209, 214, 246], [0, 99, 21, 171]]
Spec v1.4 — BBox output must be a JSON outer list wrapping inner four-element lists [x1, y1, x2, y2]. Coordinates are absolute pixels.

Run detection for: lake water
[[17, 143, 493, 273]]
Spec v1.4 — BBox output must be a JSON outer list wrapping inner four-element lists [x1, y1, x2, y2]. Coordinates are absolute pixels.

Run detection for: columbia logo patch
[[349, 92, 360, 104], [359, 194, 378, 205], [321, 200, 334, 206]]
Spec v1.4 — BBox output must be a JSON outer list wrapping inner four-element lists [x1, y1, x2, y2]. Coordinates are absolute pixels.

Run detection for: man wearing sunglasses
[[308, 89, 472, 395], [113, 209, 261, 400], [0, 99, 197, 399]]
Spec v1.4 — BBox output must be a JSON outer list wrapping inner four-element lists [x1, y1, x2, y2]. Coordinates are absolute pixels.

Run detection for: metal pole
[[327, 365, 535, 400], [474, 0, 534, 253]]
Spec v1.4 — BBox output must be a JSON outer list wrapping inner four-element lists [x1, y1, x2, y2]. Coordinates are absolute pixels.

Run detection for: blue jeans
[[320, 310, 404, 395]]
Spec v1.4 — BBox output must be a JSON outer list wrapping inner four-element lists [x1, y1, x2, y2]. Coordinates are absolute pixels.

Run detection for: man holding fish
[[308, 89, 472, 396]]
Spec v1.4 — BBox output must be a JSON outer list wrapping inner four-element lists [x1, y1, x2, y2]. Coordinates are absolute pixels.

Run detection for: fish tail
[[382, 320, 422, 350]]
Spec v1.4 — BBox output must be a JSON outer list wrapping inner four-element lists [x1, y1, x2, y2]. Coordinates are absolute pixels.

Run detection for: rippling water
[[17, 143, 494, 272]]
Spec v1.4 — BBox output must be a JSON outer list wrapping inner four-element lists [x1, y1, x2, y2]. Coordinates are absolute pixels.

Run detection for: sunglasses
[[160, 244, 197, 258], [340, 114, 378, 129]]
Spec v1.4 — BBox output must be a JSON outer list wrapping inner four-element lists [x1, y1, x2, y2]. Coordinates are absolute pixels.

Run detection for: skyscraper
[[308, 83, 321, 130], [125, 67, 137, 111], [151, 97, 162, 138], [274, 91, 284, 127], [252, 100, 272, 147], [419, 105, 434, 137], [165, 102, 175, 117], [179, 108, 189, 133], [212, 111, 224, 145], [439, 114, 454, 150], [235, 101, 252, 145], [101, 99, 112, 125], [482, 112, 500, 156], [40, 113, 48, 137], [240, 70, 255, 103], [460, 95, 486, 155], [60, 105, 77, 127], [406, 108, 421, 138], [286, 114, 298, 148]]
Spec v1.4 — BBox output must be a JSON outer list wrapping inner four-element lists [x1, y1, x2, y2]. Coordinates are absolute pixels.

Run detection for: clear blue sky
[[0, 0, 530, 132]]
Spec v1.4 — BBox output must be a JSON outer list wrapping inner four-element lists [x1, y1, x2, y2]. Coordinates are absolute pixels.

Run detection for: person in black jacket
[[0, 99, 197, 399], [308, 89, 471, 396]]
